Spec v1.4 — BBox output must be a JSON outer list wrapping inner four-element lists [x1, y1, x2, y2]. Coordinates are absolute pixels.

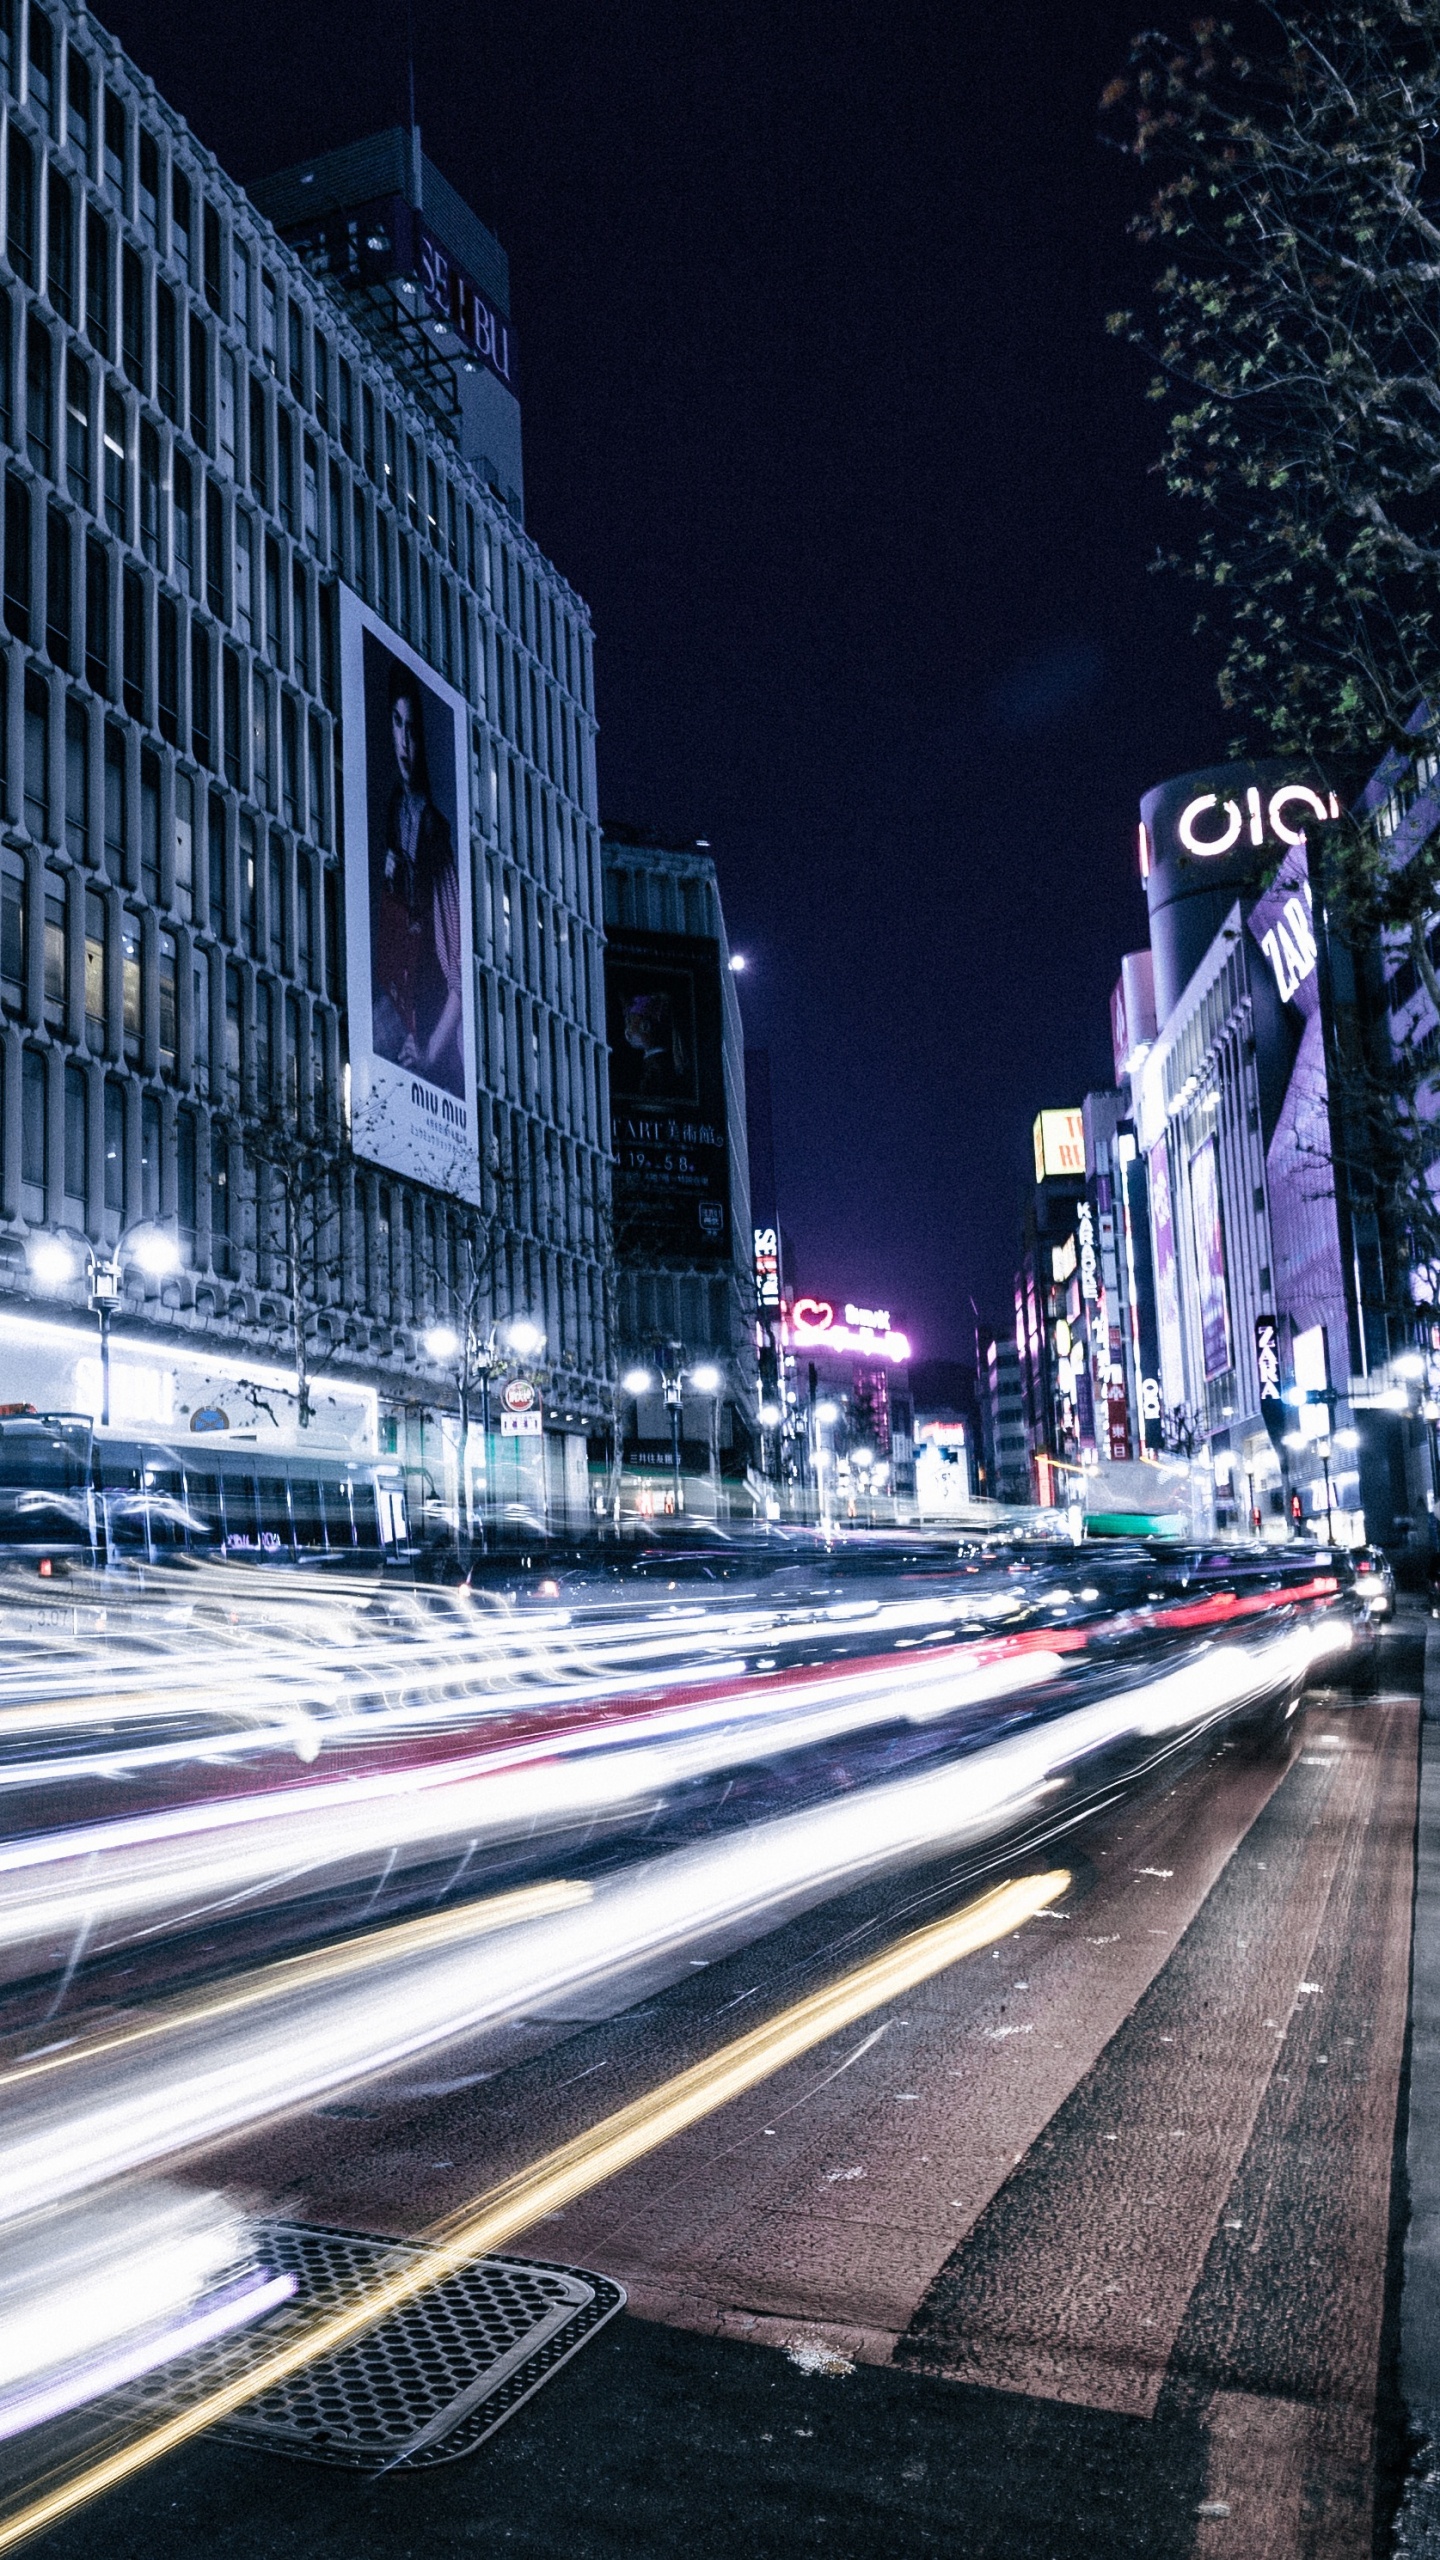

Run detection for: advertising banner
[[606, 928, 729, 1264], [1148, 1139, 1186, 1417], [339, 586, 479, 1203], [1190, 1134, 1233, 1381]]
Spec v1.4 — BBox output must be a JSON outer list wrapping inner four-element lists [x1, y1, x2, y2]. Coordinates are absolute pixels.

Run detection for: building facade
[[0, 10, 609, 1526]]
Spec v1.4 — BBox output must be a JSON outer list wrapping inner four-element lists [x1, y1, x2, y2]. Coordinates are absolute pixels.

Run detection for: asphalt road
[[15, 1610, 1422, 2560]]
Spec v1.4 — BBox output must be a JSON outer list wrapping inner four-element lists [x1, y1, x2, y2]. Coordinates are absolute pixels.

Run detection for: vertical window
[[234, 510, 253, 642], [83, 888, 104, 1047], [173, 771, 193, 919], [287, 300, 303, 399], [156, 285, 178, 423], [21, 1048, 45, 1192], [7, 128, 34, 282], [42, 879, 64, 1021], [302, 437, 318, 544], [328, 459, 343, 571], [46, 171, 72, 319], [218, 352, 236, 474], [209, 1124, 229, 1266], [362, 385, 377, 481], [140, 1091, 160, 1219], [65, 695, 88, 862], [223, 958, 240, 1095], [27, 9, 55, 131], [205, 477, 224, 617], [157, 595, 178, 744], [267, 835, 283, 968], [102, 388, 126, 537], [139, 420, 160, 563], [103, 1077, 124, 1212], [173, 452, 194, 590], [23, 670, 49, 838], [313, 333, 330, 431], [284, 988, 300, 1112], [0, 293, 10, 446], [240, 815, 257, 953], [190, 947, 209, 1093], [292, 564, 311, 691], [26, 316, 51, 476], [0, 847, 24, 1009], [404, 435, 419, 527], [66, 49, 91, 158], [63, 1063, 85, 1202], [222, 646, 240, 784], [263, 533, 280, 662], [203, 203, 221, 313], [139, 749, 159, 899], [121, 245, 144, 390], [261, 274, 278, 374], [157, 928, 176, 1071], [121, 563, 143, 720], [65, 354, 89, 506], [85, 208, 111, 357], [172, 169, 192, 268], [207, 789, 226, 936], [85, 534, 108, 692], [250, 670, 269, 805], [102, 723, 125, 880], [307, 714, 324, 842], [281, 694, 298, 826], [248, 378, 267, 508], [323, 866, 340, 1000], [296, 850, 313, 987], [138, 131, 159, 247], [339, 364, 354, 457], [276, 412, 294, 532], [254, 974, 271, 1102], [176, 1104, 196, 1240], [351, 487, 367, 595], [45, 504, 70, 667], [188, 312, 209, 449], [190, 621, 212, 769], [121, 908, 141, 1060], [102, 89, 125, 204]]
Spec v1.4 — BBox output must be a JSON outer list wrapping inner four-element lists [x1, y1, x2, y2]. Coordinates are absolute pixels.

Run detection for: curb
[[1394, 1621, 1440, 2552]]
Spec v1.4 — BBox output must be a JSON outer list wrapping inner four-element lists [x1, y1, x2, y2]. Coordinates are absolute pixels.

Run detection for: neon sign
[[788, 1298, 912, 1362], [1259, 886, 1318, 1004], [1177, 782, 1340, 859]]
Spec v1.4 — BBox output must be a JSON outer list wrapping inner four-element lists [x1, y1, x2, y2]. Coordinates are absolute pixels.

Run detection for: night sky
[[101, 0, 1229, 1365]]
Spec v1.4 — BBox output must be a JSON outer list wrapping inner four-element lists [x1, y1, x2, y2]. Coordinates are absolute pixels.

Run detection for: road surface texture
[[28, 1622, 1424, 2560]]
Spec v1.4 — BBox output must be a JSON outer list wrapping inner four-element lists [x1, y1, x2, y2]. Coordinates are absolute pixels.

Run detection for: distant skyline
[[101, 0, 1229, 1363]]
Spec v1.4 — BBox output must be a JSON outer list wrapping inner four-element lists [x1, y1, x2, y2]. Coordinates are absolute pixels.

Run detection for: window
[[85, 207, 111, 356], [23, 670, 48, 838], [172, 169, 192, 268], [66, 49, 91, 157], [218, 351, 236, 473], [173, 452, 194, 589], [251, 669, 269, 805], [267, 834, 283, 968], [248, 377, 267, 506], [222, 645, 240, 784], [26, 316, 51, 476], [7, 127, 34, 281], [260, 274, 277, 375], [254, 973, 272, 1102], [21, 1048, 45, 1193], [173, 771, 193, 919], [302, 437, 318, 544], [121, 563, 143, 720], [42, 878, 64, 1022], [121, 245, 145, 391], [296, 850, 314, 987], [339, 363, 354, 457], [46, 170, 72, 320], [45, 504, 69, 667], [157, 594, 178, 743], [323, 866, 340, 1000], [203, 203, 221, 314], [103, 1077, 123, 1212], [138, 130, 159, 247], [83, 888, 104, 1047], [65, 695, 87, 861], [207, 789, 227, 936], [313, 332, 330, 432], [230, 237, 247, 333], [284, 987, 300, 1112], [102, 388, 125, 537], [190, 620, 211, 769], [405, 434, 419, 527], [190, 946, 209, 1093], [0, 293, 10, 446], [102, 723, 125, 880], [140, 749, 159, 899], [223, 958, 240, 1094], [287, 300, 303, 400], [158, 929, 176, 1071], [281, 693, 298, 826], [140, 1091, 159, 1218], [139, 420, 160, 563], [263, 533, 280, 661], [27, 5, 55, 128], [205, 477, 224, 616], [63, 1064, 85, 1203], [65, 353, 89, 505], [121, 908, 141, 1060], [209, 1124, 229, 1267], [0, 849, 24, 1009], [307, 714, 325, 842], [102, 89, 125, 203], [188, 312, 209, 448], [277, 411, 294, 532], [234, 509, 253, 642], [156, 284, 178, 422], [240, 815, 257, 954]]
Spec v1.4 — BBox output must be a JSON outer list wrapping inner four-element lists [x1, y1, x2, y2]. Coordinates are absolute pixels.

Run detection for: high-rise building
[[600, 827, 756, 1515], [0, 19, 609, 1530]]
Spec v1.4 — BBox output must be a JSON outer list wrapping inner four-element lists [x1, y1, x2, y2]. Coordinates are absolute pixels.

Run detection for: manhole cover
[[124, 2221, 625, 2470]]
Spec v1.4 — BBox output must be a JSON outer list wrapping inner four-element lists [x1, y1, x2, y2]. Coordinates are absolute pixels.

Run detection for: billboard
[[1033, 1109, 1085, 1183], [1190, 1134, 1232, 1381], [339, 586, 479, 1203], [606, 928, 729, 1264], [1148, 1139, 1185, 1416]]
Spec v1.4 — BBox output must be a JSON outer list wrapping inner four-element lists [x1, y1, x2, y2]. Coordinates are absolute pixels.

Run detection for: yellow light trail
[[0, 1866, 1069, 2552], [0, 1879, 594, 2092]]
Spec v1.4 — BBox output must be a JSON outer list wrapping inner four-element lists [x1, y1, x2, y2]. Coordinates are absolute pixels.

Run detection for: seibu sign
[[788, 1298, 912, 1362]]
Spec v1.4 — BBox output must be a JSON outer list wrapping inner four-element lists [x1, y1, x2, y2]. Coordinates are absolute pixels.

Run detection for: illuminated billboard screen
[[1033, 1108, 1085, 1183], [1148, 1139, 1185, 1415], [606, 928, 729, 1264], [339, 586, 479, 1201], [1190, 1134, 1232, 1381]]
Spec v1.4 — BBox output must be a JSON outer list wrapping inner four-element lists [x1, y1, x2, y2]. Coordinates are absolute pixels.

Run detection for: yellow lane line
[[0, 1879, 592, 2090], [0, 1865, 1069, 2551]]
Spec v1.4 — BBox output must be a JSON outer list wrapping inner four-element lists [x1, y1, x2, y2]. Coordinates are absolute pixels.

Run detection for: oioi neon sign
[[1176, 781, 1341, 858]]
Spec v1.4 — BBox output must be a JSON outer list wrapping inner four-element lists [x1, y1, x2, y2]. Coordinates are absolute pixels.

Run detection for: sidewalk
[[1394, 1612, 1440, 2552]]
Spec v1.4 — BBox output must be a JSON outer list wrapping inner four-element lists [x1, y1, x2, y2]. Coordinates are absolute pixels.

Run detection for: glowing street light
[[31, 1225, 182, 1425], [622, 1367, 654, 1397]]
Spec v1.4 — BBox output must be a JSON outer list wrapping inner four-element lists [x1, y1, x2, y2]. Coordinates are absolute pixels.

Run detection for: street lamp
[[423, 1312, 545, 1550], [31, 1224, 181, 1427], [620, 1349, 724, 1517]]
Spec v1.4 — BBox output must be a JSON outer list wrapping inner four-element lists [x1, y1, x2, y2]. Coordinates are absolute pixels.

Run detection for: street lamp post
[[31, 1225, 182, 1426], [620, 1350, 724, 1522], [424, 1312, 545, 1554]]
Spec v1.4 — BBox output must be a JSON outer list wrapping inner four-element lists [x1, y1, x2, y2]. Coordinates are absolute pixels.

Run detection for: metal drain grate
[[124, 2222, 625, 2470]]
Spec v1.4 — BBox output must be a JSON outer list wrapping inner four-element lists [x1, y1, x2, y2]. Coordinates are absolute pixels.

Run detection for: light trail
[[0, 1868, 1070, 2554]]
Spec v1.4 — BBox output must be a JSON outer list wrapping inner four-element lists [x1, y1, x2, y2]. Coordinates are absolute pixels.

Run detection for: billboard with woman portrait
[[339, 586, 480, 1201]]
